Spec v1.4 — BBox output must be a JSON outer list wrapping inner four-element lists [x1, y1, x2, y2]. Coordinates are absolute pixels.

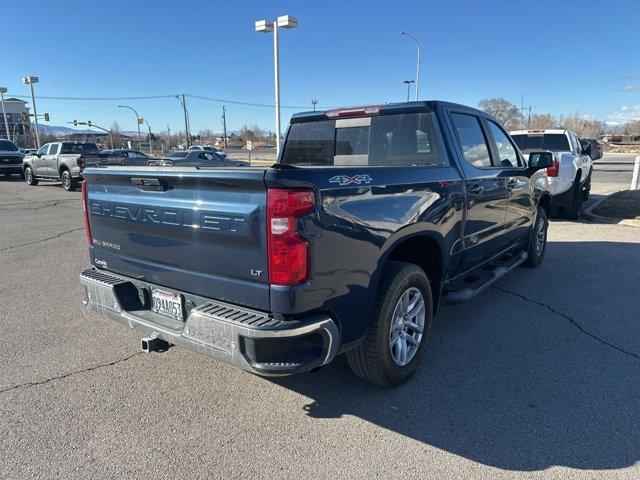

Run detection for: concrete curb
[[584, 191, 640, 227]]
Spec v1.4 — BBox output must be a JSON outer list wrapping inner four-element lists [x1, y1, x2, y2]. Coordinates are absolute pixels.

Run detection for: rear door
[[84, 168, 270, 311], [46, 143, 60, 176], [447, 110, 511, 272], [484, 119, 535, 245]]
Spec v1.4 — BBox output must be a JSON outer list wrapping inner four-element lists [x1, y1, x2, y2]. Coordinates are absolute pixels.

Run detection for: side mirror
[[582, 144, 592, 156], [35, 152, 42, 158], [528, 151, 554, 170]]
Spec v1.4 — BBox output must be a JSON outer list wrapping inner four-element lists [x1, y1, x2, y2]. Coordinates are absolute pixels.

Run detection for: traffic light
[[44, 113, 50, 122], [21, 112, 29, 123], [73, 120, 78, 126], [87, 120, 92, 127]]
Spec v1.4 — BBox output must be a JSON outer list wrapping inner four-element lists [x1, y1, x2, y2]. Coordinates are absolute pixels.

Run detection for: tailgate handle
[[131, 177, 169, 191]]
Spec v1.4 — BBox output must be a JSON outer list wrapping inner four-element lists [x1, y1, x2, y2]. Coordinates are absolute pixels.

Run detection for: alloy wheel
[[388, 287, 425, 366]]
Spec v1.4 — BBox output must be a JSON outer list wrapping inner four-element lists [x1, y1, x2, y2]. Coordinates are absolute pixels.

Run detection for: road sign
[[246, 140, 253, 151], [138, 118, 144, 125]]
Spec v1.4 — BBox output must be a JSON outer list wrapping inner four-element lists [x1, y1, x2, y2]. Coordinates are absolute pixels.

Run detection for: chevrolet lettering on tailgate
[[90, 201, 246, 233]]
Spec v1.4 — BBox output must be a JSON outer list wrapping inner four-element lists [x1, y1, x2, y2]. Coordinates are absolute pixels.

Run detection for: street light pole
[[401, 32, 421, 101], [403, 80, 414, 102], [0, 88, 10, 141], [118, 105, 142, 151], [22, 76, 40, 148], [255, 15, 298, 155]]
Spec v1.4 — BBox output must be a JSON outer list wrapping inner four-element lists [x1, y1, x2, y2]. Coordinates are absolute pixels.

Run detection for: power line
[[11, 94, 177, 101], [185, 94, 308, 110], [10, 93, 312, 109]]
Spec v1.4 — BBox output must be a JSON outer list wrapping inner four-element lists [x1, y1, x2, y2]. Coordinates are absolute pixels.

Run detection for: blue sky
[[3, 0, 640, 134]]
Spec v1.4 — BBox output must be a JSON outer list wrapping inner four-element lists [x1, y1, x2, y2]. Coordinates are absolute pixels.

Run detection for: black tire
[[24, 166, 38, 186], [346, 261, 433, 387], [565, 175, 583, 220], [524, 207, 548, 268], [19, 171, 25, 180], [61, 169, 77, 191]]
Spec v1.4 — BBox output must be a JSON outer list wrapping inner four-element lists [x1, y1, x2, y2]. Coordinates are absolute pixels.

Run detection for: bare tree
[[478, 98, 522, 130], [239, 124, 267, 142]]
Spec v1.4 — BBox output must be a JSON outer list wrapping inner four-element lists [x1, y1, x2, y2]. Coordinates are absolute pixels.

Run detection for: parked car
[[23, 141, 99, 191], [188, 145, 227, 158], [161, 150, 241, 167], [80, 101, 553, 387], [83, 149, 150, 167], [581, 138, 603, 161], [0, 139, 25, 178], [510, 129, 593, 219]]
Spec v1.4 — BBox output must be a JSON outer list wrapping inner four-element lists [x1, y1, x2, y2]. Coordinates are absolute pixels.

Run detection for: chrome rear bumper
[[80, 268, 340, 376]]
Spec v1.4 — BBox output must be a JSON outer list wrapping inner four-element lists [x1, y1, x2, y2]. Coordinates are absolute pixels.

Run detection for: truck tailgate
[[83, 167, 270, 311]]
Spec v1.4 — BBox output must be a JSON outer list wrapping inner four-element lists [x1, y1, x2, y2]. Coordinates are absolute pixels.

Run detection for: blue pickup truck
[[80, 101, 553, 387]]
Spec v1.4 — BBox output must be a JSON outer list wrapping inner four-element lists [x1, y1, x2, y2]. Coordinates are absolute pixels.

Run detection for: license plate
[[151, 288, 184, 321]]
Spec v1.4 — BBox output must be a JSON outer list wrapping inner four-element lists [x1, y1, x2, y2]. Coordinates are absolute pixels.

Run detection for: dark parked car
[[83, 149, 150, 167], [161, 150, 243, 167], [581, 139, 603, 160], [80, 100, 553, 387], [0, 139, 25, 178]]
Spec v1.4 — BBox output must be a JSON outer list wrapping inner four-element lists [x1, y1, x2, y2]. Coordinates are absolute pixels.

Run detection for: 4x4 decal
[[329, 174, 373, 186]]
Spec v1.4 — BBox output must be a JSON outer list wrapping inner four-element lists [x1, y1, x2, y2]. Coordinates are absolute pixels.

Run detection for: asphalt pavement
[[1, 155, 639, 479]]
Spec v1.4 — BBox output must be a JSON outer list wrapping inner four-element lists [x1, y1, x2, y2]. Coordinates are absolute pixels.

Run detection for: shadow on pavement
[[270, 240, 640, 472]]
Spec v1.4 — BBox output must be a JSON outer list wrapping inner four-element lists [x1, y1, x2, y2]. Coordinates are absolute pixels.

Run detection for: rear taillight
[[267, 188, 315, 286], [81, 181, 92, 246], [546, 158, 560, 177], [77, 155, 85, 169]]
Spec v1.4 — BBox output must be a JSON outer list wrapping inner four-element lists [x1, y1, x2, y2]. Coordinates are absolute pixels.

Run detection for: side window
[[37, 144, 49, 156], [487, 121, 520, 167], [570, 134, 580, 154], [451, 113, 493, 168], [49, 144, 60, 155]]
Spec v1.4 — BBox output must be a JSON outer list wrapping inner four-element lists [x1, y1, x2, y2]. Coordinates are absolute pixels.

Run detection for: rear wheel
[[61, 170, 77, 191], [346, 261, 433, 387], [24, 166, 38, 186], [524, 207, 548, 268]]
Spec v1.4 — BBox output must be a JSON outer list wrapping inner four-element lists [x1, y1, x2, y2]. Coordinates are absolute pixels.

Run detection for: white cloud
[[607, 105, 640, 123], [622, 85, 638, 93]]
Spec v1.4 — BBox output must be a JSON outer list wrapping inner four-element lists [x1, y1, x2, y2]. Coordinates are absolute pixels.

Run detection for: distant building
[[0, 97, 31, 139]]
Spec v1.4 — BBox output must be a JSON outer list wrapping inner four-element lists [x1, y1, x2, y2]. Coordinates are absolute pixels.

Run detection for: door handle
[[468, 184, 485, 195]]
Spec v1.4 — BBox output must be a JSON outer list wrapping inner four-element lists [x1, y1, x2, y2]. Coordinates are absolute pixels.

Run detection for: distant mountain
[[37, 125, 145, 136]]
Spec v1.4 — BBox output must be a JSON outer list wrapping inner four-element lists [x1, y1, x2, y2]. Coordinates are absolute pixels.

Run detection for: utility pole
[[221, 106, 228, 150], [519, 95, 532, 130], [181, 94, 190, 147], [311, 99, 318, 111], [145, 119, 153, 156]]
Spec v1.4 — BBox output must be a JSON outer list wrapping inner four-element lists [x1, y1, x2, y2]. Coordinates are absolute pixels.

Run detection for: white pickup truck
[[510, 129, 592, 219], [23, 141, 99, 191]]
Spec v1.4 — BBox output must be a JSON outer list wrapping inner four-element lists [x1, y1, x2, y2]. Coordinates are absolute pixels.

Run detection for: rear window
[[61, 143, 99, 154], [0, 140, 18, 151], [167, 151, 189, 158], [282, 112, 446, 167], [511, 134, 570, 152]]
